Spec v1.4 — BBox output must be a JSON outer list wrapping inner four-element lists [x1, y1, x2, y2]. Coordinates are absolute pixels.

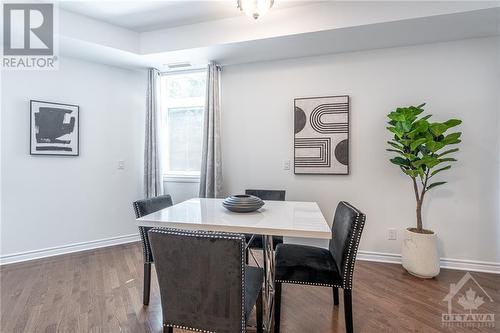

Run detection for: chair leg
[[163, 326, 173, 333], [256, 290, 263, 333], [246, 248, 249, 264], [143, 262, 151, 306], [343, 289, 353, 333], [274, 282, 282, 333], [333, 287, 339, 305]]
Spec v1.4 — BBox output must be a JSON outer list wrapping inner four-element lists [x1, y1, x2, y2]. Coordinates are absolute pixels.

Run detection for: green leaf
[[438, 148, 459, 157], [399, 139, 413, 147], [388, 112, 406, 122], [407, 120, 429, 138], [412, 159, 423, 168], [404, 153, 417, 161], [415, 119, 429, 130], [420, 114, 432, 121], [410, 138, 427, 151], [424, 132, 434, 141], [426, 141, 446, 153], [395, 122, 404, 131], [430, 165, 451, 176], [417, 167, 425, 178], [401, 121, 412, 132], [438, 157, 457, 163], [444, 119, 462, 128], [429, 123, 448, 136], [387, 127, 403, 139], [386, 149, 405, 156], [413, 155, 441, 168], [426, 181, 447, 190], [443, 132, 462, 144], [403, 168, 418, 177], [418, 145, 431, 155], [409, 105, 424, 116], [390, 157, 410, 166], [387, 141, 404, 150]]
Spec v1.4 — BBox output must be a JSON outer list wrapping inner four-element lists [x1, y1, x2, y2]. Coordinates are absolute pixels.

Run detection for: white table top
[[136, 198, 332, 239]]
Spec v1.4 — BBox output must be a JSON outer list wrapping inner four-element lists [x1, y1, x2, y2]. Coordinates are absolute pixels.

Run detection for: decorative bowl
[[222, 194, 265, 213]]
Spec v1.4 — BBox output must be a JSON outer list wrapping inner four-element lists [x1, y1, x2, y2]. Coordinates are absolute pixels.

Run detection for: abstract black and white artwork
[[30, 100, 79, 156], [294, 95, 349, 174]]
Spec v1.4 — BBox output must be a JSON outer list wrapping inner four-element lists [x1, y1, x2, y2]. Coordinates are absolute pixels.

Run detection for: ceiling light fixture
[[237, 0, 274, 20]]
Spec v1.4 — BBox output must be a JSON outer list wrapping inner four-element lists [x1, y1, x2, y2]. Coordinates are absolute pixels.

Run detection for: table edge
[[135, 220, 332, 239]]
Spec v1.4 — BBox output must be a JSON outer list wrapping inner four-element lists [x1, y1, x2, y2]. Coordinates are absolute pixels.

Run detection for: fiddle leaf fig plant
[[386, 104, 462, 233]]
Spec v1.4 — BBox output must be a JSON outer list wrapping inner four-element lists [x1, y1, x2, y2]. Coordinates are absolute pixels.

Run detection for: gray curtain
[[199, 62, 223, 198], [144, 68, 164, 198]]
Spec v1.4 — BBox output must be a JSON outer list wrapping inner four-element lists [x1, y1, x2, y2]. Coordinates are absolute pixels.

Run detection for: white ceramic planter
[[401, 228, 440, 278]]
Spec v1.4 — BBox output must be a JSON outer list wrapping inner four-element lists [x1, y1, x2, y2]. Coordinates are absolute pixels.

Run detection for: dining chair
[[148, 228, 264, 333], [132, 194, 173, 306], [244, 189, 286, 263], [273, 201, 366, 333]]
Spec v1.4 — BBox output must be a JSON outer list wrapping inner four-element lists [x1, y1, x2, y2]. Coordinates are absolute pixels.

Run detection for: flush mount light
[[237, 0, 274, 20]]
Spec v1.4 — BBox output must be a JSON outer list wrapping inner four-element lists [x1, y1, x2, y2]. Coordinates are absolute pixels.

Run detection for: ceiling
[[58, 0, 322, 32]]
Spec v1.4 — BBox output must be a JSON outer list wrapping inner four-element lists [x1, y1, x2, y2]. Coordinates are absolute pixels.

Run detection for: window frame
[[159, 68, 207, 182]]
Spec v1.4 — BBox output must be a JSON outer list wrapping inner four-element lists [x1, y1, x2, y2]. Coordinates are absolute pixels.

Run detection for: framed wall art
[[294, 95, 349, 175], [30, 100, 79, 156]]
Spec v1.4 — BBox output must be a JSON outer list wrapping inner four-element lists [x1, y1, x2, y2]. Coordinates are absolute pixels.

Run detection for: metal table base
[[262, 235, 275, 332]]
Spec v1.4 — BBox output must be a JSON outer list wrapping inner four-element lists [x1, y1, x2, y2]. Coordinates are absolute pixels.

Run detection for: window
[[160, 70, 206, 179]]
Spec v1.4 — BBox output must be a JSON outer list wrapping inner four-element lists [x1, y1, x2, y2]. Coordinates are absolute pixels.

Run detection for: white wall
[[1, 57, 146, 259], [221, 37, 500, 264]]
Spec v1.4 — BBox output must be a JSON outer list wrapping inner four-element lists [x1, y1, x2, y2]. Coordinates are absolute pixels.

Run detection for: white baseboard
[[0, 234, 140, 266], [357, 250, 500, 274], [2, 239, 498, 274]]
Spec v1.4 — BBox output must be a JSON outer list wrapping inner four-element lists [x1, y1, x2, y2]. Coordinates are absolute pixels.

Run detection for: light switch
[[283, 159, 291, 170], [118, 160, 125, 170], [388, 228, 397, 240]]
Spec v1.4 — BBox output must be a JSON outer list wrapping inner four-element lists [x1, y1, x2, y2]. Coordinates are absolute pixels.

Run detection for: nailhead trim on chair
[[164, 324, 215, 333], [340, 201, 366, 290], [133, 201, 153, 263], [240, 232, 245, 333], [275, 280, 342, 288], [132, 201, 141, 218], [150, 227, 248, 333]]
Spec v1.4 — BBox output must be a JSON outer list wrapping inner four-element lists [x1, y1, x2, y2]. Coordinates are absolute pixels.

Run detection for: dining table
[[136, 197, 332, 332]]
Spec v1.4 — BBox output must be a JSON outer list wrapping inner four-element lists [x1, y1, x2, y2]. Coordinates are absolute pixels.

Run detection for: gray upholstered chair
[[244, 189, 286, 263], [132, 194, 173, 305], [148, 228, 264, 333], [273, 201, 366, 333]]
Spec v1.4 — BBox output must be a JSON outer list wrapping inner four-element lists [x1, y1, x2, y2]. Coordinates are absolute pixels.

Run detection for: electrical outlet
[[118, 160, 125, 170], [283, 159, 291, 170], [388, 228, 397, 240]]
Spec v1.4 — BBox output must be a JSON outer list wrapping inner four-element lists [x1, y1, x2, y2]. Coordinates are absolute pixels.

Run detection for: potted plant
[[386, 104, 462, 278]]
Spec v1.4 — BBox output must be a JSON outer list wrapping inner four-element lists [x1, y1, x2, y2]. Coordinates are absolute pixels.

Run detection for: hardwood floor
[[1, 242, 498, 332]]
